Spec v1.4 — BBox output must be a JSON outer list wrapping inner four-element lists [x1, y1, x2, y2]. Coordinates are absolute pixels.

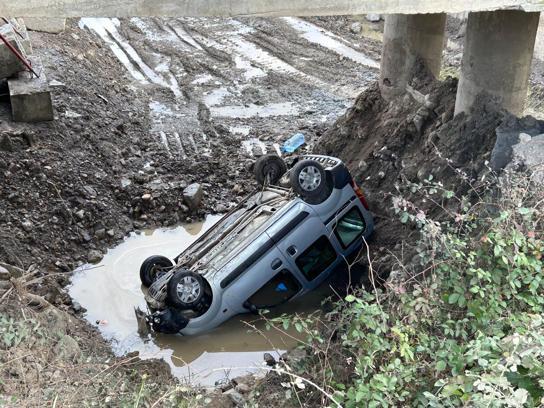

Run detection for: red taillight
[[351, 180, 370, 210]]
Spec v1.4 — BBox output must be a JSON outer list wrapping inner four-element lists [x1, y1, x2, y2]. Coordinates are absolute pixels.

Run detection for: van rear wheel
[[254, 154, 287, 186], [290, 159, 331, 203], [167, 270, 205, 310], [140, 255, 173, 287]]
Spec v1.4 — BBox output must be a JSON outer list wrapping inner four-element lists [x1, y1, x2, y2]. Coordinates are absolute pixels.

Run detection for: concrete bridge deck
[[3, 0, 544, 17]]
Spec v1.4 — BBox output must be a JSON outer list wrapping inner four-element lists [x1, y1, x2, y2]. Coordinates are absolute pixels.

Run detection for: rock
[[64, 110, 82, 119], [232, 184, 243, 195], [349, 22, 362, 33], [358, 160, 368, 172], [0, 280, 12, 290], [71, 301, 83, 313], [0, 266, 10, 280], [49, 79, 65, 88], [215, 203, 228, 213], [509, 134, 544, 184], [183, 183, 203, 210], [0, 134, 15, 152], [25, 18, 66, 34], [224, 390, 245, 407], [280, 348, 307, 365], [120, 178, 132, 188], [0, 262, 23, 278], [366, 14, 381, 22], [263, 352, 277, 366], [107, 229, 115, 237], [491, 117, 544, 170], [53, 335, 82, 362], [82, 185, 97, 199], [75, 209, 85, 220], [43, 307, 69, 335], [87, 250, 103, 264], [141, 193, 152, 201], [95, 228, 106, 239], [235, 383, 250, 394], [44, 286, 61, 304]]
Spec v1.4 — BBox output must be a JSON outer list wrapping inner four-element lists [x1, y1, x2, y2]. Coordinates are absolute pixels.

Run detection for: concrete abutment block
[[24, 18, 66, 34], [8, 57, 54, 122]]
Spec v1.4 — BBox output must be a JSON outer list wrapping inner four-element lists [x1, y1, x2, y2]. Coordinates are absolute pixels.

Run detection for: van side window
[[247, 270, 301, 309], [334, 207, 366, 248], [296, 236, 337, 280]]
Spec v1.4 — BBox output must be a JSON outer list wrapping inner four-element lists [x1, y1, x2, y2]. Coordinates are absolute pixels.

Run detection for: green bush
[[276, 172, 544, 407]]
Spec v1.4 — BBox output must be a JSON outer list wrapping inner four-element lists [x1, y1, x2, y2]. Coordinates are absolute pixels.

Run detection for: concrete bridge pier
[[454, 10, 540, 116], [379, 13, 447, 100]]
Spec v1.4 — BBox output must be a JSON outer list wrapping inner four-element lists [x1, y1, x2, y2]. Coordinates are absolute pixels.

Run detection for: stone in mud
[[0, 266, 11, 280], [183, 183, 203, 210], [0, 134, 14, 152], [25, 18, 66, 34], [263, 352, 276, 366], [235, 383, 250, 394], [280, 348, 307, 365], [509, 134, 544, 184], [21, 219, 33, 232], [95, 228, 106, 239], [53, 335, 82, 362], [87, 250, 103, 263], [0, 280, 12, 290], [366, 14, 381, 22], [225, 389, 245, 407], [350, 22, 362, 33], [491, 116, 544, 171]]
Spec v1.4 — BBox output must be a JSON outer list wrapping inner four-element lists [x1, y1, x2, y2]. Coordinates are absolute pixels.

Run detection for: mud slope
[[0, 16, 381, 277], [316, 72, 507, 275]]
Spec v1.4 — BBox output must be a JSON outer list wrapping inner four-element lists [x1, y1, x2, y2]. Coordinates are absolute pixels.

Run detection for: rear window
[[295, 236, 337, 281], [334, 207, 366, 248]]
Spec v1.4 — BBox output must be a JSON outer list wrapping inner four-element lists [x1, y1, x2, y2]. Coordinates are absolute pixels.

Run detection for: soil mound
[[316, 75, 506, 273]]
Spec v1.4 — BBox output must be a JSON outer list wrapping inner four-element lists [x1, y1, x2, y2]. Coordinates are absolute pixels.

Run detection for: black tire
[[140, 255, 173, 287], [254, 154, 287, 186], [290, 159, 331, 202], [167, 270, 205, 310]]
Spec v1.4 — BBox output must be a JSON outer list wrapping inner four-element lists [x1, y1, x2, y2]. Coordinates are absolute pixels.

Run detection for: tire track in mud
[[80, 16, 380, 159]]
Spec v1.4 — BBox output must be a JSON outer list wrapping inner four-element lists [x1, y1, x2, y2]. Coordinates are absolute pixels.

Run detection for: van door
[[266, 202, 338, 289]]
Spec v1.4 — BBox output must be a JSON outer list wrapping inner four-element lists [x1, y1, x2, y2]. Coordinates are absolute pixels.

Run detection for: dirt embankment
[[0, 20, 252, 280], [316, 67, 509, 278]]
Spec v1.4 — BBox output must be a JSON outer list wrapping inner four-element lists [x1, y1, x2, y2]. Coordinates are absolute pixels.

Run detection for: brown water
[[69, 216, 325, 386]]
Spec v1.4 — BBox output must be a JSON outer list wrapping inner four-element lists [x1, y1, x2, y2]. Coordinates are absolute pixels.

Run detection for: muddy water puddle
[[69, 215, 323, 386]]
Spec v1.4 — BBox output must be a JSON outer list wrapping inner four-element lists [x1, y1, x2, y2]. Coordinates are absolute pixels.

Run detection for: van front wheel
[[290, 159, 331, 202], [167, 270, 205, 310]]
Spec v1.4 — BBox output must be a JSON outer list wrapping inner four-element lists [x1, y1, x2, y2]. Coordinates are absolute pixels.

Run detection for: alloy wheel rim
[[298, 166, 322, 191], [176, 276, 201, 303]]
